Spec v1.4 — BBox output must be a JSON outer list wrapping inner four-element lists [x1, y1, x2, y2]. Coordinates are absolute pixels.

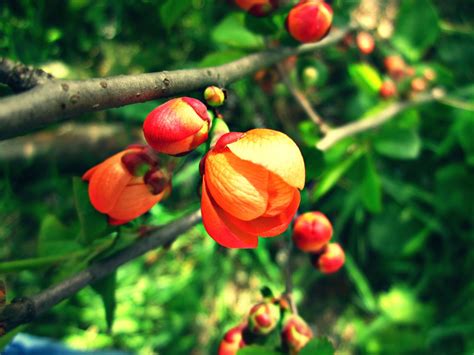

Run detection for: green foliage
[[300, 337, 335, 355]]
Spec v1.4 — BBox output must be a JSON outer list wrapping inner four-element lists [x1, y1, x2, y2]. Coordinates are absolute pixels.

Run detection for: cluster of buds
[[218, 295, 314, 354], [380, 55, 437, 99], [292, 212, 345, 274]]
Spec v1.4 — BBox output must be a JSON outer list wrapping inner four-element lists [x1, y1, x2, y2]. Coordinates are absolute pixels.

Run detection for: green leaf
[[38, 215, 80, 257], [360, 154, 382, 213], [348, 63, 382, 95], [300, 337, 335, 355], [73, 177, 110, 245], [91, 271, 117, 332], [392, 0, 440, 61], [374, 128, 421, 160], [159, 0, 193, 31], [453, 109, 474, 165], [238, 345, 283, 355], [314, 150, 363, 200], [199, 50, 245, 67], [212, 13, 264, 50], [344, 254, 378, 312]]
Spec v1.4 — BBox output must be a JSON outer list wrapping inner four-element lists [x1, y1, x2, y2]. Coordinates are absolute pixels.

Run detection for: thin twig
[[0, 209, 202, 336], [283, 233, 298, 315], [276, 64, 330, 134], [316, 89, 445, 151], [0, 26, 350, 141]]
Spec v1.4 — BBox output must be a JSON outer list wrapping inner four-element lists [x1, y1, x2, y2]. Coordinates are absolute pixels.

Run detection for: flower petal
[[201, 179, 258, 249], [225, 189, 300, 237], [227, 129, 305, 189], [107, 184, 164, 221], [205, 150, 269, 221], [82, 165, 100, 181], [88, 150, 136, 213], [264, 173, 295, 216]]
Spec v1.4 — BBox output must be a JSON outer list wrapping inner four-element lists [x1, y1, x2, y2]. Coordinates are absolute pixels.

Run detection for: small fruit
[[248, 301, 280, 335], [379, 80, 397, 99], [286, 0, 333, 43], [314, 242, 345, 274], [204, 86, 225, 107], [411, 77, 428, 92], [281, 314, 313, 354], [384, 55, 406, 80], [218, 323, 247, 355], [356, 31, 375, 55], [292, 211, 333, 252]]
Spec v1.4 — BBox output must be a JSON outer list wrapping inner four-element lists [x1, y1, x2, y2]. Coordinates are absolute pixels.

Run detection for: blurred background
[[0, 0, 473, 354]]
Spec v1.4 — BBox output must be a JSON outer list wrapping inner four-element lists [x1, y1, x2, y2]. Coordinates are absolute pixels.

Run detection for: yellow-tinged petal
[[205, 149, 269, 221], [107, 184, 164, 221], [227, 129, 305, 189]]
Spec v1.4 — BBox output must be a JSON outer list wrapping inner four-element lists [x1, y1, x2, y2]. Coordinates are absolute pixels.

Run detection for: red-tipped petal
[[201, 179, 258, 249], [82, 164, 100, 181]]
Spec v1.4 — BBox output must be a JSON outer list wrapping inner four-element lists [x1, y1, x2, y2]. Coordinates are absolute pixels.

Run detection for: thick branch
[[0, 58, 53, 92], [316, 89, 445, 151], [0, 210, 202, 335], [0, 27, 349, 141]]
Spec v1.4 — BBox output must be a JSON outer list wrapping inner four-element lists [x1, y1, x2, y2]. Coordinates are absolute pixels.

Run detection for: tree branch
[[276, 63, 330, 134], [0, 58, 53, 92], [316, 89, 446, 151], [0, 209, 202, 335], [0, 26, 350, 141]]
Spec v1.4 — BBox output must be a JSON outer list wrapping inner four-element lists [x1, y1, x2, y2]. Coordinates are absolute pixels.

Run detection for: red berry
[[379, 80, 397, 99], [292, 212, 333, 253], [314, 242, 345, 274], [356, 31, 375, 55], [286, 0, 333, 43]]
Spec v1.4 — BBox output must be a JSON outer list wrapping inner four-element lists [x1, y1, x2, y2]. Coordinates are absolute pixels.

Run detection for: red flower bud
[[282, 314, 313, 354], [356, 31, 375, 55], [204, 86, 226, 107], [411, 77, 428, 92], [234, 0, 278, 17], [286, 0, 333, 43], [248, 301, 280, 335], [379, 80, 397, 99], [314, 242, 345, 274], [143, 97, 210, 155], [384, 55, 406, 80], [292, 211, 333, 253], [82, 148, 168, 225], [218, 323, 247, 355]]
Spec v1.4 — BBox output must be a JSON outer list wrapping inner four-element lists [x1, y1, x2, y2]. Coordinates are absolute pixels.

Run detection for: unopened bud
[[204, 86, 226, 107]]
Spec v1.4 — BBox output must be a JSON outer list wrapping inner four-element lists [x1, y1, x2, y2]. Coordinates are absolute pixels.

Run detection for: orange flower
[[292, 211, 333, 252], [286, 0, 333, 43], [234, 0, 278, 16], [82, 146, 170, 225], [218, 323, 247, 355], [201, 129, 305, 248], [143, 97, 210, 155]]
